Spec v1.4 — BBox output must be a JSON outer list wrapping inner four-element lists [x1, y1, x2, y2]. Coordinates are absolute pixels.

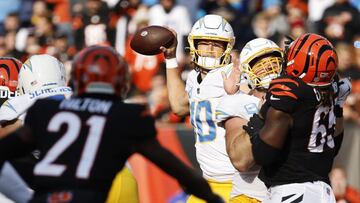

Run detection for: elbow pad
[[334, 131, 344, 156], [251, 134, 281, 166]]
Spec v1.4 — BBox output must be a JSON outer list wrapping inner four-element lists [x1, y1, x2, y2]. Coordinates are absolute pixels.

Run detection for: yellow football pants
[[230, 194, 261, 203], [105, 167, 139, 203], [186, 180, 232, 203]]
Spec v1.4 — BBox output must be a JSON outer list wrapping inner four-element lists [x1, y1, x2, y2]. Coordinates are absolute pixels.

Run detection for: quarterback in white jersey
[[161, 15, 240, 202], [186, 64, 236, 182], [216, 38, 283, 203]]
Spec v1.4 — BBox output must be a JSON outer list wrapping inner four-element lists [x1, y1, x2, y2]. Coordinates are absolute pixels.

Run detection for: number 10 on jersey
[[190, 100, 217, 142]]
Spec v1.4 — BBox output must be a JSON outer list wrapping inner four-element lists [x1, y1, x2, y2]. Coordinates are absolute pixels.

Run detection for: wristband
[[165, 58, 178, 69]]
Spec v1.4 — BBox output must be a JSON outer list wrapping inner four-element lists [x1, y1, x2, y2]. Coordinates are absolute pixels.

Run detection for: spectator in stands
[[336, 42, 356, 76], [112, 0, 145, 55], [263, 0, 289, 37], [330, 167, 360, 203], [72, 0, 110, 49], [320, 0, 360, 44], [148, 0, 191, 61], [249, 11, 282, 44], [0, 0, 20, 35], [307, 0, 335, 33], [342, 37, 360, 125], [47, 0, 73, 45], [31, 0, 51, 26], [3, 13, 20, 34], [286, 3, 306, 38]]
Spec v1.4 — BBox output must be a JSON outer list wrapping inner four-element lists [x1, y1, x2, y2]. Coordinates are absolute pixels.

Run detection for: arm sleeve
[[216, 94, 260, 123], [129, 106, 157, 141], [0, 128, 35, 167]]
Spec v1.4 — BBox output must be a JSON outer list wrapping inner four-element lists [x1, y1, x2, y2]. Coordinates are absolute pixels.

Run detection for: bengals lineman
[[0, 46, 224, 203], [243, 33, 351, 202], [161, 14, 241, 203]]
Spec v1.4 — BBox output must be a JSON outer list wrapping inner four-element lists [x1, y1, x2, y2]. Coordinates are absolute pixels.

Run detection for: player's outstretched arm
[[0, 119, 22, 138], [244, 108, 291, 166], [0, 126, 35, 167], [224, 117, 255, 172], [136, 138, 223, 203], [160, 29, 189, 116]]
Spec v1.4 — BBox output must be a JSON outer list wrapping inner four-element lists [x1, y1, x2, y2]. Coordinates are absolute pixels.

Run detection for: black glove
[[332, 76, 352, 118], [243, 114, 265, 139]]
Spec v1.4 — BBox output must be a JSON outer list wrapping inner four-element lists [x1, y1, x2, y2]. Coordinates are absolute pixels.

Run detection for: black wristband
[[334, 105, 343, 118]]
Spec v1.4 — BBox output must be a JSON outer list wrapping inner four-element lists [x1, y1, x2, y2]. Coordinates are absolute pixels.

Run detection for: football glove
[[243, 114, 265, 139], [332, 76, 352, 107]]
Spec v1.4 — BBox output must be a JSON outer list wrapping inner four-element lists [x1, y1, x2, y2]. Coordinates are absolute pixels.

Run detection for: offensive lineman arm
[[0, 126, 35, 165], [136, 138, 223, 203], [160, 29, 189, 116], [224, 117, 255, 172], [259, 108, 291, 148], [245, 108, 292, 166], [0, 119, 22, 138]]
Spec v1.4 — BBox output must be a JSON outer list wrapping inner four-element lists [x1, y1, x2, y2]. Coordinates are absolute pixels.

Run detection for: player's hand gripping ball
[[130, 26, 175, 55]]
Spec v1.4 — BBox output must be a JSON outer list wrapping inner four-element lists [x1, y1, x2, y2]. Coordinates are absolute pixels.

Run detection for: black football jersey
[[259, 75, 336, 187], [24, 93, 156, 193]]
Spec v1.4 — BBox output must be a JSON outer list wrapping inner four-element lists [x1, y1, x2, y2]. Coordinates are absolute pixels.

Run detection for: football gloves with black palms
[[243, 114, 265, 140], [332, 76, 352, 117]]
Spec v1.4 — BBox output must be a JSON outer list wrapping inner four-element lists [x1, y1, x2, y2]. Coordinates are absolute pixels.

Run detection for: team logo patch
[[244, 103, 258, 115]]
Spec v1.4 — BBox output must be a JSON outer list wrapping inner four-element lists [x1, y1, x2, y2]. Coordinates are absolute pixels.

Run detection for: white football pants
[[263, 181, 336, 203], [0, 162, 33, 203]]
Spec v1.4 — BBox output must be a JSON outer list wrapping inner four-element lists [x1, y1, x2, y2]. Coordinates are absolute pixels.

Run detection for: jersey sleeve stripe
[[269, 84, 292, 91], [270, 78, 299, 87], [271, 91, 298, 100]]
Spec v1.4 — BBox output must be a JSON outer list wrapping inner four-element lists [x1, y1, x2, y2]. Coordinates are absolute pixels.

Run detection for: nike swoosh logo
[[270, 95, 280, 101]]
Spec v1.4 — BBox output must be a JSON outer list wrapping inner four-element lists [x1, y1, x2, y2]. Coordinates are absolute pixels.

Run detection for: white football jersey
[[0, 86, 72, 123], [216, 93, 266, 200], [185, 64, 236, 182]]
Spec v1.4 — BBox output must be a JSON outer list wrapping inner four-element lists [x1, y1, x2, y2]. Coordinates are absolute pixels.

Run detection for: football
[[130, 26, 175, 55]]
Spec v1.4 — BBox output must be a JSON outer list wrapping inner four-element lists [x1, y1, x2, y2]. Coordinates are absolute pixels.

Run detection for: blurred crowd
[[330, 167, 360, 203], [0, 0, 360, 125]]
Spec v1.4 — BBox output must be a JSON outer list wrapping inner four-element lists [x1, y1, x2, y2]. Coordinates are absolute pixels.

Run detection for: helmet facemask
[[242, 51, 282, 89], [189, 37, 233, 70]]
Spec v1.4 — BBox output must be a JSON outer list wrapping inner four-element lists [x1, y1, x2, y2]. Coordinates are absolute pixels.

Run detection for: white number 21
[[34, 112, 106, 179]]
